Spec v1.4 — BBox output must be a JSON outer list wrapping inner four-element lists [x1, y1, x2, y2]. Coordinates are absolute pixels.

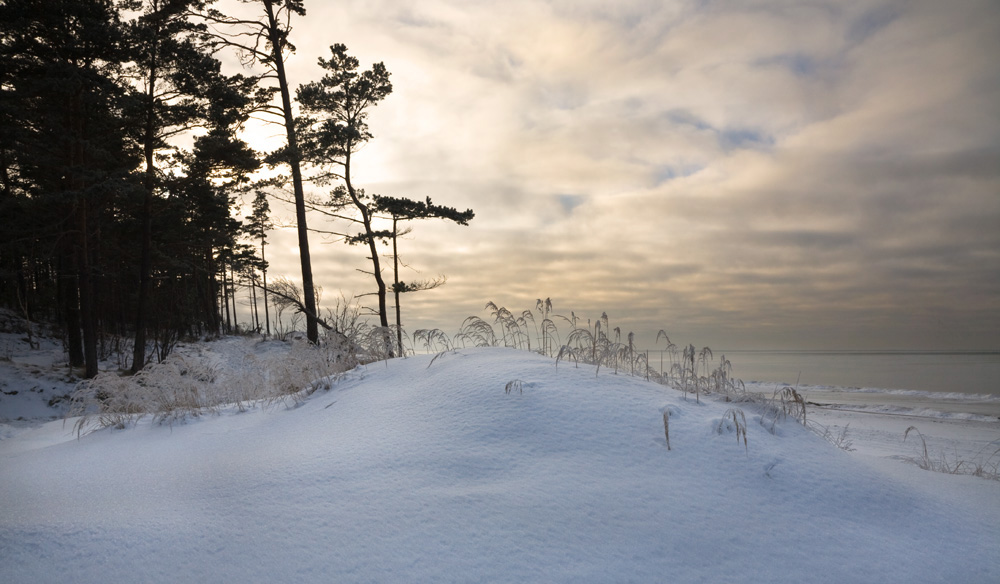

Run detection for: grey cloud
[[754, 53, 820, 78], [845, 3, 899, 44], [245, 0, 1000, 350]]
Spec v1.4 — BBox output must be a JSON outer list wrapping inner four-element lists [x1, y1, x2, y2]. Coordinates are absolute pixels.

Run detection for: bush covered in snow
[[67, 332, 359, 434]]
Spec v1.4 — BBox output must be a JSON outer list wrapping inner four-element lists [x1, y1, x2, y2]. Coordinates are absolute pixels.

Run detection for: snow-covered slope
[[2, 347, 997, 583]]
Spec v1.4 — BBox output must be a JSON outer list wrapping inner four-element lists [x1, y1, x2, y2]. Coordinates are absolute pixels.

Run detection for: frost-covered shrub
[[67, 333, 359, 435]]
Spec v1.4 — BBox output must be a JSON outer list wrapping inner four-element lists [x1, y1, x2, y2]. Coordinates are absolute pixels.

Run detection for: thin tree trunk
[[249, 272, 259, 332], [344, 150, 388, 330], [203, 249, 220, 335], [133, 87, 156, 371], [392, 216, 402, 349], [344, 161, 391, 357], [349, 188, 388, 327], [132, 0, 161, 373], [263, 0, 317, 343], [71, 88, 98, 379], [230, 263, 238, 332], [221, 261, 231, 333], [77, 201, 98, 378], [260, 236, 270, 337], [60, 249, 84, 367]]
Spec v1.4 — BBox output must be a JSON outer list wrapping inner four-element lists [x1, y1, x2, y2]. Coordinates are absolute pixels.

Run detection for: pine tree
[[245, 190, 274, 336], [194, 0, 321, 343], [372, 196, 474, 347], [0, 0, 140, 377], [124, 0, 262, 371], [296, 44, 393, 330]]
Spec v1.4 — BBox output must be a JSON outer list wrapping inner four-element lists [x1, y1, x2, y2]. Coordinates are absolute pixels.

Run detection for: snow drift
[[2, 347, 997, 583]]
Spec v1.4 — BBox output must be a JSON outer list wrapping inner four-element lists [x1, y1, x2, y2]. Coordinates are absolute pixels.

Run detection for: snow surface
[[2, 346, 999, 583]]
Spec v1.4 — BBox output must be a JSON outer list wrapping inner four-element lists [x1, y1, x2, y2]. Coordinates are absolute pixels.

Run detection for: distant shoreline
[[719, 349, 1000, 356], [639, 350, 1000, 397], [742, 382, 1000, 420]]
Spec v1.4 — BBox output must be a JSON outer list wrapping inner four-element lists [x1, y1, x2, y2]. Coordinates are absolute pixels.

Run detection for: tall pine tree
[[0, 0, 140, 377], [123, 0, 261, 371], [194, 0, 321, 343]]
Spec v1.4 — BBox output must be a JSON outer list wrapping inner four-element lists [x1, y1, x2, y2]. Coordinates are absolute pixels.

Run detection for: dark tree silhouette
[[0, 0, 139, 377], [193, 0, 322, 343], [372, 196, 474, 348], [245, 190, 273, 336], [295, 44, 394, 330], [126, 0, 261, 371]]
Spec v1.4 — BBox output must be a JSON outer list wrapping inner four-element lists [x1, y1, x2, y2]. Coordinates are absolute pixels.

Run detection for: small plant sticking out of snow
[[454, 316, 497, 348], [505, 379, 524, 395], [824, 423, 856, 452], [413, 329, 452, 354], [554, 345, 579, 369], [761, 386, 807, 434], [904, 426, 933, 471], [427, 347, 459, 369], [901, 425, 1000, 480], [717, 408, 748, 454], [662, 410, 671, 451]]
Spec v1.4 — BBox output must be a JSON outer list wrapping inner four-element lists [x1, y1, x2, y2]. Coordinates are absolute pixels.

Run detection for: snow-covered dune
[[2, 347, 998, 582]]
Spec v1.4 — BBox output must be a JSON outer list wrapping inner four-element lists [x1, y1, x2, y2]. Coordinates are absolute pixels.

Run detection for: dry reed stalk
[[718, 408, 748, 454], [663, 410, 671, 450]]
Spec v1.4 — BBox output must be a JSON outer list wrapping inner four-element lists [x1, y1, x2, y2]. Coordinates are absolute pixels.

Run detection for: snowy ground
[[1, 332, 999, 582]]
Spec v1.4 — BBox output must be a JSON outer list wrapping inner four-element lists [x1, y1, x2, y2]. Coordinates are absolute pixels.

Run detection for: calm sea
[[704, 350, 1000, 396]]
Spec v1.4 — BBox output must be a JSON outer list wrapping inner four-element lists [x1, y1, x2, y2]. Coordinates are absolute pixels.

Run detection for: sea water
[[712, 350, 1000, 396]]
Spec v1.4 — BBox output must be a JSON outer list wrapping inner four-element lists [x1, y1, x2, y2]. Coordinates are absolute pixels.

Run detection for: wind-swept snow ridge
[[1, 347, 997, 583]]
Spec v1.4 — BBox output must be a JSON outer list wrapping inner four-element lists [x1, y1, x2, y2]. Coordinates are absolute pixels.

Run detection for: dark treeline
[[0, 0, 473, 377], [0, 0, 266, 376]]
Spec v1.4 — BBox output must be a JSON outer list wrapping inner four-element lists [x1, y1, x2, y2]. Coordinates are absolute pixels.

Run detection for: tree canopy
[[0, 3, 476, 372]]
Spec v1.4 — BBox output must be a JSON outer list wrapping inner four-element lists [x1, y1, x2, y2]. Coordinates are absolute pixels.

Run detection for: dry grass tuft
[[504, 379, 524, 395], [717, 408, 748, 454], [455, 316, 497, 348], [427, 348, 458, 368], [760, 386, 807, 433], [903, 425, 1000, 480], [413, 329, 452, 353], [555, 345, 579, 368], [816, 422, 855, 452]]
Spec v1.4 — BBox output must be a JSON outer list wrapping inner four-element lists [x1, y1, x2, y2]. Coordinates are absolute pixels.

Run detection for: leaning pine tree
[[372, 195, 473, 348], [295, 44, 394, 330]]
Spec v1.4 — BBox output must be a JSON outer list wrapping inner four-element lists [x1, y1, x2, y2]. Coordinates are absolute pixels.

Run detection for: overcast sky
[[227, 0, 1000, 350]]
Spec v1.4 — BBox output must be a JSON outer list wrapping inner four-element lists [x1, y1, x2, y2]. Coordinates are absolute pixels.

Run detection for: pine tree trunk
[[345, 167, 388, 329], [76, 201, 98, 378], [60, 248, 84, 368], [261, 235, 270, 337], [132, 10, 160, 374], [230, 263, 238, 332], [222, 262, 231, 333], [392, 217, 402, 349], [249, 273, 259, 332], [263, 0, 317, 343], [71, 89, 98, 379]]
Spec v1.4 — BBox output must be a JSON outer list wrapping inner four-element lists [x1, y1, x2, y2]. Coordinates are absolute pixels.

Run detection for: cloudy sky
[[227, 0, 999, 350]]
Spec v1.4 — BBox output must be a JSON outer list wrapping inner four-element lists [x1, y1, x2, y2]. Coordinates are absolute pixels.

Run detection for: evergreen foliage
[[296, 44, 394, 331], [0, 0, 261, 376], [296, 44, 474, 347], [0, 2, 476, 375], [194, 0, 321, 344]]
